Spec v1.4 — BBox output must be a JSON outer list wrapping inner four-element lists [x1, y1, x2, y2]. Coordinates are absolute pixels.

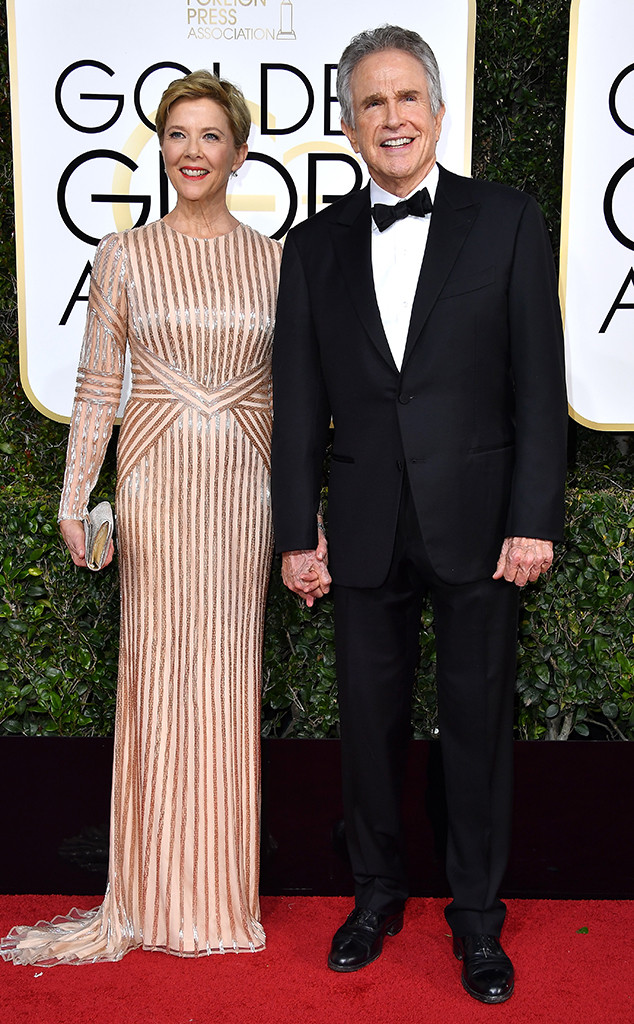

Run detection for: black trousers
[[334, 479, 520, 937]]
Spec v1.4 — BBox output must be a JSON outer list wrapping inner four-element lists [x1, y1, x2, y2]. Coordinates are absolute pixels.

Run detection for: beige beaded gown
[[1, 220, 281, 964]]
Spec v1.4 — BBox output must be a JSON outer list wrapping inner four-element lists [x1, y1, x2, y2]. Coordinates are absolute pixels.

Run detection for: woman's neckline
[[160, 218, 244, 241]]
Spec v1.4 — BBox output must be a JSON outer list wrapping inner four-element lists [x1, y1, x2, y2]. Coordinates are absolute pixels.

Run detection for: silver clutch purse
[[83, 501, 114, 571]]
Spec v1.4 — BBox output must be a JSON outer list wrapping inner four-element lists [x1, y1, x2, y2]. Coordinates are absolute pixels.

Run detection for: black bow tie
[[371, 187, 433, 232]]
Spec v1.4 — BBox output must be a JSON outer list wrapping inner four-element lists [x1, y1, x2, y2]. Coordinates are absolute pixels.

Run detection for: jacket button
[[398, 393, 413, 404], [396, 460, 403, 471]]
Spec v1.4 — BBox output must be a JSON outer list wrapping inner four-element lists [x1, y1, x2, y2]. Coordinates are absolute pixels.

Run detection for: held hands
[[493, 536, 554, 588], [59, 518, 115, 570], [281, 525, 332, 608]]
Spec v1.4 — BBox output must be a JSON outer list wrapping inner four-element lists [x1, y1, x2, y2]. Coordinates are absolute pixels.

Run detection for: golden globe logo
[[7, 0, 474, 420], [54, 59, 360, 326]]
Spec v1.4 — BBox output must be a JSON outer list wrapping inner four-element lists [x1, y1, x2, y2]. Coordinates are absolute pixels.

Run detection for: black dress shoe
[[453, 934, 514, 1003], [327, 907, 404, 972]]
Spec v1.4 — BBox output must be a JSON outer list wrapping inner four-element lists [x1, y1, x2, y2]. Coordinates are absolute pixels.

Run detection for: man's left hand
[[493, 537, 554, 588]]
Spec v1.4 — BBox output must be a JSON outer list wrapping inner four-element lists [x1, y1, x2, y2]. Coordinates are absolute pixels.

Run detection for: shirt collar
[[369, 163, 439, 208]]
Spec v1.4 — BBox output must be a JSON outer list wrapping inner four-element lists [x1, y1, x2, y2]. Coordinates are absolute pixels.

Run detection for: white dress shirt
[[370, 163, 439, 371]]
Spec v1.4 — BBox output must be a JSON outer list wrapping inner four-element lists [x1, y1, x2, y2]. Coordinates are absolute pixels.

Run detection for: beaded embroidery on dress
[[1, 221, 281, 965]]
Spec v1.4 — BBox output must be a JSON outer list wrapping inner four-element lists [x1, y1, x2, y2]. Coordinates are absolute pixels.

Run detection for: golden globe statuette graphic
[[277, 0, 296, 40]]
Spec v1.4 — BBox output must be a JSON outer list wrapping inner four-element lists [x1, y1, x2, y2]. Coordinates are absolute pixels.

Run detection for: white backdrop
[[7, 0, 475, 421], [561, 0, 634, 429]]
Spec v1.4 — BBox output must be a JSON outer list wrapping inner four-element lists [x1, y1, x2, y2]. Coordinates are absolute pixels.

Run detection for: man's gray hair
[[336, 25, 444, 128]]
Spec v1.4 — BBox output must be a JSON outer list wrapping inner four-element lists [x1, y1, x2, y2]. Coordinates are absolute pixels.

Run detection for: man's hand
[[281, 530, 331, 607], [493, 536, 553, 588]]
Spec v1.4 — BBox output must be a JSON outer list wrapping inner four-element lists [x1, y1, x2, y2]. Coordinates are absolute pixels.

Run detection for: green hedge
[[0, 497, 119, 735], [3, 2, 634, 740], [2, 470, 634, 741]]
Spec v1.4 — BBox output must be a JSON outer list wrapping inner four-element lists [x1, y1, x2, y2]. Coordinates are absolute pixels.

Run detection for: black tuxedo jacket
[[271, 165, 567, 587]]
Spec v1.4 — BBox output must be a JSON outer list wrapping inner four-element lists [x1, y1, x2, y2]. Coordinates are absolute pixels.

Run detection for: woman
[[1, 70, 282, 963]]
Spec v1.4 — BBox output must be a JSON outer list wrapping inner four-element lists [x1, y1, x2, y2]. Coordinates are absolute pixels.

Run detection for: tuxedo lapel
[[402, 168, 480, 368], [329, 186, 397, 371]]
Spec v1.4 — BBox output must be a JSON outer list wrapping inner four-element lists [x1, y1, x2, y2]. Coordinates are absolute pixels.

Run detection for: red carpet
[[1, 896, 633, 1023]]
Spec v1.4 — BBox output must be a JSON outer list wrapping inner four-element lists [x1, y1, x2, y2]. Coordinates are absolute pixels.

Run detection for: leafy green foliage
[[2, 1, 633, 739], [0, 496, 119, 735], [3, 481, 634, 740], [517, 490, 634, 740], [473, 0, 569, 247], [262, 569, 338, 737]]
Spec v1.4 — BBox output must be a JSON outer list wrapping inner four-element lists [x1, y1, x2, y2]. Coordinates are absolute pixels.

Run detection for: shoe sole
[[327, 916, 403, 973]]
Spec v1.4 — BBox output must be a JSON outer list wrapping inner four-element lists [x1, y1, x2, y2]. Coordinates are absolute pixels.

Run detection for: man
[[271, 25, 567, 1004]]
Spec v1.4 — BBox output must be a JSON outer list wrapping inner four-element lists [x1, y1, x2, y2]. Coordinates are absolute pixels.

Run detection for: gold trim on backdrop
[[6, 2, 56, 420], [463, 0, 476, 175], [560, 0, 634, 432], [568, 406, 634, 432], [559, 0, 580, 333], [8, 0, 71, 423]]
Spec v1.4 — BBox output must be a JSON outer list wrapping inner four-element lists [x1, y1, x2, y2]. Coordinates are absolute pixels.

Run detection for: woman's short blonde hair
[[155, 70, 251, 147]]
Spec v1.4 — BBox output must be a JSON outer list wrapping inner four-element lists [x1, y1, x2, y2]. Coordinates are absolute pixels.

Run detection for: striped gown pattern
[[1, 221, 281, 964]]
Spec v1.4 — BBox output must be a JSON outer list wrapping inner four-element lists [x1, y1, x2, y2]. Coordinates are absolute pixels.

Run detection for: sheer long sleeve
[[59, 234, 128, 521]]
